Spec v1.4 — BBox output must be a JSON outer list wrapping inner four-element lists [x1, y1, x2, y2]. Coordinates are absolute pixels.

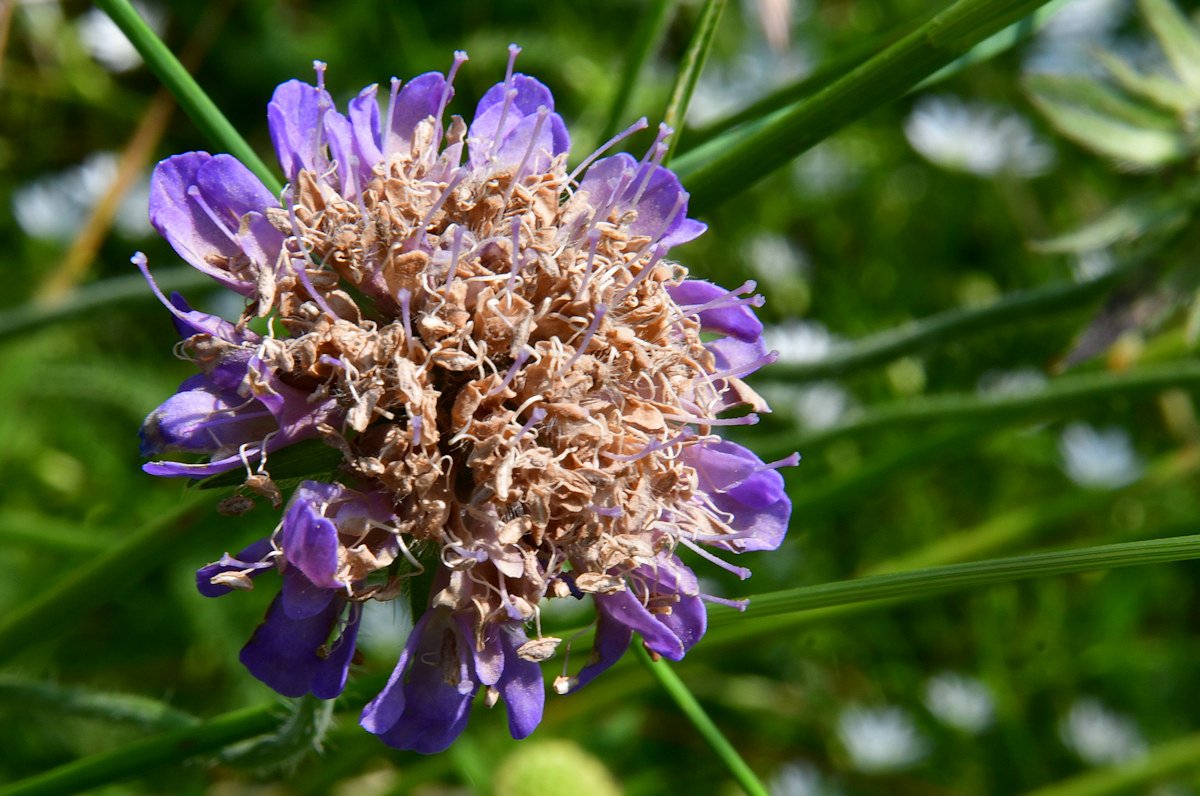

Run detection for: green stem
[[598, 0, 676, 144], [0, 492, 209, 666], [674, 0, 1058, 213], [0, 703, 280, 796], [763, 267, 1130, 383], [93, 0, 282, 194], [635, 645, 768, 796], [662, 0, 727, 164], [1024, 730, 1200, 796], [0, 268, 213, 342]]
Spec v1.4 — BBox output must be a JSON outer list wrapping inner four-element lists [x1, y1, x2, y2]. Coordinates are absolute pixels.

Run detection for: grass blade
[[674, 0, 1059, 213], [94, 0, 282, 194], [754, 360, 1200, 458], [662, 0, 727, 164], [717, 533, 1200, 624], [0, 703, 280, 796], [598, 0, 677, 144], [0, 492, 209, 666], [763, 267, 1131, 383], [1025, 729, 1200, 796], [0, 267, 213, 342]]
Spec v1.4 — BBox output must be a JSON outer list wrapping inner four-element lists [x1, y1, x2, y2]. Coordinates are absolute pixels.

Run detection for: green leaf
[[0, 676, 198, 732], [0, 493, 210, 666], [1097, 50, 1200, 115], [673, 0, 1061, 213], [662, 0, 728, 164], [1140, 0, 1200, 94], [1025, 72, 1180, 130], [1027, 81, 1190, 170], [1032, 188, 1200, 253]]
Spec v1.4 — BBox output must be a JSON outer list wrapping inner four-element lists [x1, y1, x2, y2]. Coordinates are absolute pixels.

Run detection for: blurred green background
[[3, 0, 1200, 793]]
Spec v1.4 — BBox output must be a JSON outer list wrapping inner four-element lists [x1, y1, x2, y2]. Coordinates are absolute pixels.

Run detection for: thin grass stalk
[[662, 0, 727, 164], [635, 645, 768, 796]]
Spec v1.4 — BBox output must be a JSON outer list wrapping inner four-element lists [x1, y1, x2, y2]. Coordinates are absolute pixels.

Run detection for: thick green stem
[[635, 645, 768, 796]]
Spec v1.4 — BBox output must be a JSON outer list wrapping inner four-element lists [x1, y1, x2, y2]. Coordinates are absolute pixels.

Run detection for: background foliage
[[2, 0, 1200, 793]]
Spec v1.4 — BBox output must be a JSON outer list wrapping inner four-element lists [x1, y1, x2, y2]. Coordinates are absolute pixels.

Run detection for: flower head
[[139, 48, 795, 752]]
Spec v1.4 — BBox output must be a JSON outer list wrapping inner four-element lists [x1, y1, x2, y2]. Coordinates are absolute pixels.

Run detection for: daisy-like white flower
[[138, 48, 795, 752], [904, 95, 1055, 177]]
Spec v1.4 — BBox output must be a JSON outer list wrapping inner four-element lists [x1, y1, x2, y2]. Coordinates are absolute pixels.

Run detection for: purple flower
[[361, 601, 543, 753], [142, 47, 796, 753]]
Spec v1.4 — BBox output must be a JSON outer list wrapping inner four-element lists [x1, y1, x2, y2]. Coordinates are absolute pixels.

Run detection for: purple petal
[[644, 556, 706, 653], [268, 80, 325, 182], [166, 292, 249, 343], [348, 84, 383, 168], [281, 481, 346, 589], [311, 602, 362, 699], [360, 612, 428, 735], [576, 153, 638, 211], [472, 621, 505, 687], [149, 153, 251, 293], [626, 163, 696, 247], [280, 566, 336, 620], [668, 279, 763, 343], [363, 610, 477, 754], [468, 75, 568, 169], [707, 336, 774, 378], [499, 625, 544, 739], [574, 609, 632, 691], [235, 212, 285, 279], [195, 154, 276, 220], [196, 538, 274, 597], [323, 109, 362, 197], [660, 218, 707, 249], [387, 73, 449, 155], [474, 74, 556, 120], [139, 377, 273, 457], [686, 439, 792, 552], [595, 589, 686, 660], [239, 593, 353, 698]]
